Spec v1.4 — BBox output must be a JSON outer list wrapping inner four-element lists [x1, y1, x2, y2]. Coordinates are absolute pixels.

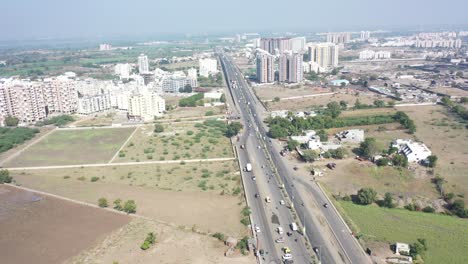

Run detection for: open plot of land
[[162, 105, 225, 120], [429, 86, 468, 97], [253, 85, 332, 101], [265, 91, 390, 111], [12, 161, 246, 236], [73, 111, 129, 127], [339, 107, 397, 118], [0, 185, 130, 264], [398, 105, 468, 202], [116, 122, 233, 162], [337, 201, 468, 264], [162, 60, 198, 70], [4, 127, 135, 167], [68, 218, 254, 264]]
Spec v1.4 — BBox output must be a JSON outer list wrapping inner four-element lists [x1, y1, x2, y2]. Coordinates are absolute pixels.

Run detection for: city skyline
[[1, 0, 468, 41]]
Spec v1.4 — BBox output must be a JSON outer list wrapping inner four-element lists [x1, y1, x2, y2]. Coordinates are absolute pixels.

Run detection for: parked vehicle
[[282, 253, 293, 260], [265, 197, 271, 203], [246, 163, 252, 172], [277, 226, 284, 234], [275, 237, 285, 243], [290, 222, 298, 231]]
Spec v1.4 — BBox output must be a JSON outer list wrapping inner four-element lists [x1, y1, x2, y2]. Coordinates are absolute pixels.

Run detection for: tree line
[[0, 127, 39, 153]]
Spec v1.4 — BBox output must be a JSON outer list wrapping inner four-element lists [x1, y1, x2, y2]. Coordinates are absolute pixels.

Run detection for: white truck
[[290, 222, 298, 231], [246, 163, 252, 172]]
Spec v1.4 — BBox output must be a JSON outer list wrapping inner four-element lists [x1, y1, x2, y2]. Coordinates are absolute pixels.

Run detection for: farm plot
[[4, 127, 135, 167]]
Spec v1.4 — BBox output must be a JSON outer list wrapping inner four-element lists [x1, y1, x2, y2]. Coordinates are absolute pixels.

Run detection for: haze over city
[[2, 0, 468, 40]]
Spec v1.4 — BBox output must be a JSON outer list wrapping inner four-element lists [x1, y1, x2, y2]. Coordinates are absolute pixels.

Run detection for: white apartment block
[[415, 38, 462, 49], [114, 63, 131, 79], [359, 50, 391, 60], [289, 37, 306, 52], [42, 76, 78, 114], [326, 32, 351, 44], [128, 92, 165, 121], [0, 79, 47, 124], [199, 58, 218, 77], [138, 54, 150, 73], [256, 53, 275, 83], [308, 43, 339, 69], [360, 31, 371, 40], [99, 44, 112, 51], [77, 94, 111, 115], [278, 53, 303, 83], [187, 68, 198, 87]]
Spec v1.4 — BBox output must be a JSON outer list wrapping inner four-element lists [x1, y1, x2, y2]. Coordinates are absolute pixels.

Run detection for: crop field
[[116, 122, 233, 162], [11, 161, 246, 236], [0, 185, 130, 264], [398, 105, 468, 202], [4, 127, 135, 167], [337, 201, 468, 264]]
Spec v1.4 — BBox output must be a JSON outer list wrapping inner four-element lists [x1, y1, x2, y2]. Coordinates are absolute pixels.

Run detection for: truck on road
[[245, 163, 252, 172]]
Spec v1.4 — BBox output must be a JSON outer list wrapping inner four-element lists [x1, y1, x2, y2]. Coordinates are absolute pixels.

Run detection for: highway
[[219, 53, 372, 264], [221, 54, 313, 264]]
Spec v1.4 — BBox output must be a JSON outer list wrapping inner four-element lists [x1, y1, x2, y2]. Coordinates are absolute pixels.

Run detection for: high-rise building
[[187, 68, 198, 87], [115, 63, 131, 79], [360, 31, 371, 40], [260, 38, 291, 55], [77, 94, 111, 114], [278, 53, 303, 83], [42, 76, 78, 114], [289, 37, 306, 52], [199, 58, 218, 77], [256, 53, 274, 83], [326, 32, 351, 44], [308, 43, 339, 70], [99, 44, 112, 51], [138, 54, 150, 73]]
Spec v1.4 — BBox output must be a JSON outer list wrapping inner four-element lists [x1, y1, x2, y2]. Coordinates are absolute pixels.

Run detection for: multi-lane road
[[219, 53, 372, 264]]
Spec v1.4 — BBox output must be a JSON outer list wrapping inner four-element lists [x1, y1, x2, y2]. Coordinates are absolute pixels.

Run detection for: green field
[[338, 201, 468, 264], [5, 128, 134, 167]]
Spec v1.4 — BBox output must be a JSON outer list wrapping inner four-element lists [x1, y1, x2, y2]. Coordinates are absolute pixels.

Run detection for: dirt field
[[162, 106, 225, 120], [253, 85, 332, 101], [265, 91, 390, 111], [68, 218, 254, 264], [116, 123, 233, 162], [339, 107, 397, 118], [4, 127, 135, 167], [398, 105, 468, 202], [0, 185, 130, 264], [429, 86, 468, 97], [12, 162, 246, 236]]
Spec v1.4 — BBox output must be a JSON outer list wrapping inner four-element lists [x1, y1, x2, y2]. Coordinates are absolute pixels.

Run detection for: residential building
[[42, 76, 78, 114], [308, 43, 339, 69], [289, 37, 306, 52], [392, 139, 432, 163], [77, 94, 111, 114], [326, 32, 351, 44], [138, 54, 150, 73], [256, 53, 275, 83], [395, 243, 410, 255], [360, 31, 371, 40], [99, 44, 112, 51], [278, 53, 303, 83], [199, 58, 218, 77], [161, 71, 195, 93], [128, 92, 165, 121], [115, 63, 131, 79], [260, 38, 291, 55], [187, 68, 198, 87]]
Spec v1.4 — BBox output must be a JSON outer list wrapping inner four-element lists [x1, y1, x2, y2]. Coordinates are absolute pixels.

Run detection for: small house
[[336, 129, 365, 143], [395, 242, 410, 255]]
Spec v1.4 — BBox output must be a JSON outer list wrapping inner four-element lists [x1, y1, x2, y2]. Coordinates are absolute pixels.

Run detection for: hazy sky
[[2, 0, 467, 40]]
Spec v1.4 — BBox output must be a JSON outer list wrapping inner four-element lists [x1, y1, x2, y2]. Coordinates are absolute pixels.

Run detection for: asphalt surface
[[219, 53, 372, 264], [221, 55, 313, 264]]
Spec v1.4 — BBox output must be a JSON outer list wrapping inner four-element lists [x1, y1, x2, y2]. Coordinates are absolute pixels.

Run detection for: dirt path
[[5, 157, 237, 171], [108, 127, 138, 163]]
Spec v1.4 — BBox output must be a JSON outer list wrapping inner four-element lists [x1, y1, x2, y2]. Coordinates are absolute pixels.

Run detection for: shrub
[[212, 232, 225, 241], [422, 206, 435, 213], [356, 187, 377, 205], [98, 198, 108, 208], [123, 200, 137, 214], [140, 232, 156, 250], [154, 124, 164, 133], [113, 199, 123, 211], [77, 176, 86, 181], [90, 176, 99, 182], [0, 170, 12, 184]]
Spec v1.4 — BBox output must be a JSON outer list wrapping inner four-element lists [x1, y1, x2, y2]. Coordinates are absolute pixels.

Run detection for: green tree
[[273, 97, 280, 102], [326, 101, 342, 118], [269, 125, 288, 138], [376, 157, 389, 166], [330, 147, 347, 159], [225, 122, 242, 137], [302, 150, 319, 162], [450, 199, 467, 218], [287, 139, 300, 151], [4, 116, 19, 127], [0, 170, 12, 184], [140, 232, 156, 250], [316, 129, 328, 141], [339, 100, 348, 110], [154, 123, 164, 133], [220, 94, 226, 103], [373, 100, 386, 108], [382, 192, 396, 208], [410, 238, 428, 259], [422, 206, 435, 213], [455, 71, 463, 78], [356, 187, 377, 205], [98, 198, 108, 208], [359, 138, 380, 158], [123, 200, 137, 214], [392, 154, 408, 167], [427, 155, 438, 168]]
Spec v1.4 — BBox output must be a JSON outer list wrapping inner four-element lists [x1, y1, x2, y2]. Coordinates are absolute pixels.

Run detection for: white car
[[282, 254, 293, 260], [279, 200, 285, 205], [255, 225, 261, 233]]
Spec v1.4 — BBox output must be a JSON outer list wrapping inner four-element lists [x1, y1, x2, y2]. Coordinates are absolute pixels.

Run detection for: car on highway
[[252, 176, 256, 181], [255, 225, 261, 233], [282, 253, 293, 260], [279, 200, 285, 205], [265, 197, 271, 203], [323, 203, 329, 208], [275, 237, 285, 243], [254, 193, 259, 198]]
